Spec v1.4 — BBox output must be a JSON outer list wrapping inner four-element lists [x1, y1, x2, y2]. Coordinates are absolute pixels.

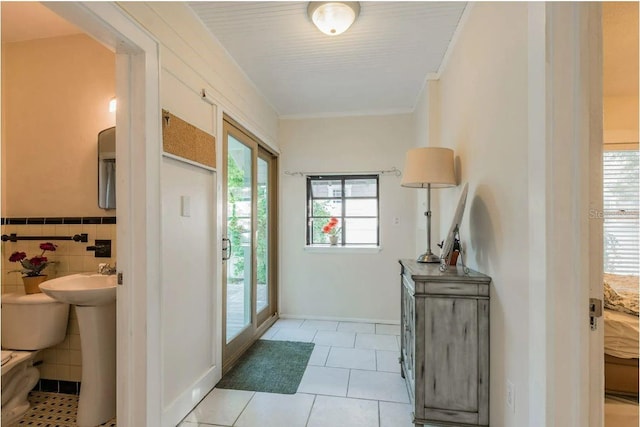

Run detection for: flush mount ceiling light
[[308, 1, 360, 36]]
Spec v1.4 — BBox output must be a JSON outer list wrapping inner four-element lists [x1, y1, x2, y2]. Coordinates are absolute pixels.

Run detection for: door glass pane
[[257, 157, 269, 313], [226, 135, 252, 343]]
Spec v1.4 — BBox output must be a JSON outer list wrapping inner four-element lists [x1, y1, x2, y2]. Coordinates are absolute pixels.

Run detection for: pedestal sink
[[39, 273, 116, 427]]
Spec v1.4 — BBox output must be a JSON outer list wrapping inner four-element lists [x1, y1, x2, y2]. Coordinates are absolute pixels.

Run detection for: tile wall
[[1, 217, 117, 382]]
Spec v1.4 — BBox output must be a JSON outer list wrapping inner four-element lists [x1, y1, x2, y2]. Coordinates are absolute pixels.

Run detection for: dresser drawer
[[420, 281, 490, 298]]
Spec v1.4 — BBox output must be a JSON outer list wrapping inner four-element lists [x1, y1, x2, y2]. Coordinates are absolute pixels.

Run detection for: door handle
[[222, 237, 231, 261]]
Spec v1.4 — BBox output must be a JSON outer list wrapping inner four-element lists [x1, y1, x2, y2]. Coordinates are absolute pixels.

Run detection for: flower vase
[[329, 235, 338, 246], [22, 275, 47, 295]]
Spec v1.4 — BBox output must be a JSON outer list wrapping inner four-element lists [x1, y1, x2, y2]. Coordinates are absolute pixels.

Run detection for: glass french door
[[222, 117, 277, 370]]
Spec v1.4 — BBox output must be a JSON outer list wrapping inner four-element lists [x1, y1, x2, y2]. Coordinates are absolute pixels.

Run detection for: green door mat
[[217, 340, 315, 394]]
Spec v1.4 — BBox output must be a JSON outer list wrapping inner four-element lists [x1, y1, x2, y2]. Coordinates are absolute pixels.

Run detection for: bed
[[604, 273, 639, 397]]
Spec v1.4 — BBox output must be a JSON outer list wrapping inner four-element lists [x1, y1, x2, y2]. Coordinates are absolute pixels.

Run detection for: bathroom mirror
[[98, 127, 116, 209]]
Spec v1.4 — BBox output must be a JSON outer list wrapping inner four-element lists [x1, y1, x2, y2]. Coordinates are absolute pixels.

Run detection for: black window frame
[[306, 174, 380, 246]]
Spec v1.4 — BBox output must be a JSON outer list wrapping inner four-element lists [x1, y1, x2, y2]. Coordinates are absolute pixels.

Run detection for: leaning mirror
[[439, 182, 468, 272], [98, 127, 116, 209]]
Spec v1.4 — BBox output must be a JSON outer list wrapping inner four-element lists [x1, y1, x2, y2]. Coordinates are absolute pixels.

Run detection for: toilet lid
[[1, 293, 60, 305], [1, 350, 13, 366]]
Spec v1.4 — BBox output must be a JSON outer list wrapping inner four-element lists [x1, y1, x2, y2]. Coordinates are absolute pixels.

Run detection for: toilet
[[1, 293, 70, 426]]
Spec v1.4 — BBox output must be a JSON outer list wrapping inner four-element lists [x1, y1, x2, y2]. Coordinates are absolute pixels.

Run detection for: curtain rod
[[284, 167, 401, 177]]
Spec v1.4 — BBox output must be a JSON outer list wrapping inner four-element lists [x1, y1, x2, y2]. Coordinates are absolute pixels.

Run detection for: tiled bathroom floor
[[179, 318, 415, 427], [15, 391, 116, 426]]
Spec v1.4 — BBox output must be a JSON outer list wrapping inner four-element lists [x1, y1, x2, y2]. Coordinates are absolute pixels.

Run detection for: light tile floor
[[179, 319, 414, 427]]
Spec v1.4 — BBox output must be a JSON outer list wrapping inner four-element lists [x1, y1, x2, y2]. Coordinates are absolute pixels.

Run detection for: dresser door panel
[[401, 283, 416, 395], [477, 299, 490, 425], [423, 297, 478, 413]]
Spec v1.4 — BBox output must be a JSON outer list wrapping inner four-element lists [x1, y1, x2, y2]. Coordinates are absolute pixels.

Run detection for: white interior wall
[[412, 79, 443, 256], [160, 157, 216, 423], [421, 3, 531, 426], [604, 95, 639, 143], [278, 115, 416, 323], [531, 5, 603, 425], [1, 35, 5, 218], [119, 3, 279, 150], [1, 34, 115, 217], [112, 3, 279, 425]]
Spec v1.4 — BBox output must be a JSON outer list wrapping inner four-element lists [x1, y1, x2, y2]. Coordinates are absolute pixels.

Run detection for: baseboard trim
[[278, 313, 399, 325], [164, 366, 220, 427]]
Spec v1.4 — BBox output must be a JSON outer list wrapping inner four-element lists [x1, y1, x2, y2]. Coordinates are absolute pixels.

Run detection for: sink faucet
[[98, 263, 117, 275]]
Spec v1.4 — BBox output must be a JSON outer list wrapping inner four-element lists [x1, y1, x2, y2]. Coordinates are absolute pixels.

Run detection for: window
[[306, 175, 379, 246], [603, 150, 639, 275]]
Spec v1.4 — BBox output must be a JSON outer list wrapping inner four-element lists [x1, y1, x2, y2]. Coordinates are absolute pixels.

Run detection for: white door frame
[[584, 5, 605, 426], [44, 3, 162, 426], [528, 3, 603, 426]]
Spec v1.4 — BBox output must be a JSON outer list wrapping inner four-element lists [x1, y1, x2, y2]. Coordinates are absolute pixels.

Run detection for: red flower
[[30, 256, 47, 266], [8, 242, 57, 276], [322, 218, 341, 238], [39, 242, 57, 252], [9, 252, 27, 262]]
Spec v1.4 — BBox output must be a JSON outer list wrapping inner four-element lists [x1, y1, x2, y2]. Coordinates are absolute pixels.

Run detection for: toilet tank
[[1, 293, 70, 350]]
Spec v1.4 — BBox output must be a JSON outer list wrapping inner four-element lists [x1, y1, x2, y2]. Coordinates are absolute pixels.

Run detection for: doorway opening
[[1, 3, 117, 425], [2, 2, 163, 426], [601, 2, 639, 426]]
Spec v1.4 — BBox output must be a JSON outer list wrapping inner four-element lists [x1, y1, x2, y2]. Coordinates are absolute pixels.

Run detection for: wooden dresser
[[399, 259, 491, 427]]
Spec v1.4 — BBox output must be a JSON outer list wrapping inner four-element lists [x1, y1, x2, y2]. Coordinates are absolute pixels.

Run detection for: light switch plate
[[507, 380, 515, 413], [181, 196, 191, 217]]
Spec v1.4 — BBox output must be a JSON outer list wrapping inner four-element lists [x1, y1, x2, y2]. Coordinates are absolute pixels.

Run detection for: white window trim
[[304, 245, 382, 254]]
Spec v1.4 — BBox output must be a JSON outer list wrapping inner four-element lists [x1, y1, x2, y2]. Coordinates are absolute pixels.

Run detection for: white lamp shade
[[401, 147, 456, 188], [308, 2, 360, 36]]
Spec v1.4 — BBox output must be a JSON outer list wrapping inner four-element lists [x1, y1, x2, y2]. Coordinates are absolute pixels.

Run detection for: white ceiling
[[3, 3, 632, 115], [189, 1, 467, 117], [1, 2, 81, 43]]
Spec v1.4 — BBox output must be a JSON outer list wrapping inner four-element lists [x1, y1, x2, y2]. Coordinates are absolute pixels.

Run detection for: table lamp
[[401, 147, 456, 263]]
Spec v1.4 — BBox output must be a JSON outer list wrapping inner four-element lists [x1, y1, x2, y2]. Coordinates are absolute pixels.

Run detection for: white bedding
[[604, 308, 639, 359], [604, 273, 639, 316]]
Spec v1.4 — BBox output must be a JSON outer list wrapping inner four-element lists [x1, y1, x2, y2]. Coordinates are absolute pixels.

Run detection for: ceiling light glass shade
[[401, 147, 456, 188], [308, 2, 360, 36]]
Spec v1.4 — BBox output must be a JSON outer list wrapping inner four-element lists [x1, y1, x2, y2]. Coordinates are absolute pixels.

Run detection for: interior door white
[[161, 156, 219, 426]]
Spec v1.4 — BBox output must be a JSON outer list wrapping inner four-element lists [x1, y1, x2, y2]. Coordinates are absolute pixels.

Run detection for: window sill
[[304, 245, 382, 254]]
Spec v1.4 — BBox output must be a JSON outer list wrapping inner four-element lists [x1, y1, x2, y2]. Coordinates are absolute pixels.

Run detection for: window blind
[[603, 150, 639, 276]]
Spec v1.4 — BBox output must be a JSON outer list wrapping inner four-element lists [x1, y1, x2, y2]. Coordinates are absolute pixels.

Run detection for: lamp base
[[416, 252, 441, 263]]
